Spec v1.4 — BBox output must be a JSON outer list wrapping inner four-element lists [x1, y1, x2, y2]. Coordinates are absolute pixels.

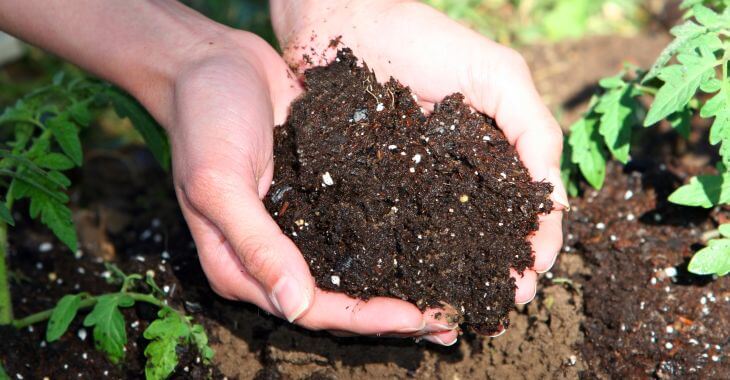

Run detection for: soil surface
[[2, 32, 729, 380], [265, 49, 552, 334]]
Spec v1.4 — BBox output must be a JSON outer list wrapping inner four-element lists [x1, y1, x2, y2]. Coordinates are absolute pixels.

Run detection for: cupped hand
[[164, 31, 457, 342], [273, 0, 569, 335]]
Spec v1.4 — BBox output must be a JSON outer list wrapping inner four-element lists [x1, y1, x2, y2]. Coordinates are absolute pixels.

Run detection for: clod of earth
[[264, 49, 552, 334]]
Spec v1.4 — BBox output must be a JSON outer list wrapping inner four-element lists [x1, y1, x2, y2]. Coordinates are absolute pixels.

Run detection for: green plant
[[12, 264, 214, 380], [424, 0, 646, 45], [562, 0, 730, 276], [0, 72, 169, 324]]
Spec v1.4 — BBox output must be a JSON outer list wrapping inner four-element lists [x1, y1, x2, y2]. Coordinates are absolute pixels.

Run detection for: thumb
[[181, 169, 315, 322]]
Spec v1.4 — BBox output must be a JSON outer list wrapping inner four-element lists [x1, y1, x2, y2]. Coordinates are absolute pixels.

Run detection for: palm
[[168, 32, 454, 338], [280, 1, 567, 303]]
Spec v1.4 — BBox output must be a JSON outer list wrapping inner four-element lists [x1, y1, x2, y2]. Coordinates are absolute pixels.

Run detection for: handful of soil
[[265, 49, 552, 334]]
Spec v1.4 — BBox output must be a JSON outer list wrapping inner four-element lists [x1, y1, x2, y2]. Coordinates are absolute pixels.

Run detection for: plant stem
[[634, 84, 658, 95], [11, 291, 167, 329], [0, 220, 11, 324]]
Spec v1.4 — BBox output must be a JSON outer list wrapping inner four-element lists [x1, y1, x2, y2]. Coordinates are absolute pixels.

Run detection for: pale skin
[[0, 0, 567, 346]]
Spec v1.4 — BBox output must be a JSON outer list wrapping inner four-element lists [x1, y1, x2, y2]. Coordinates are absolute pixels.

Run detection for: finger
[[180, 173, 315, 323], [511, 268, 537, 304], [530, 211, 563, 273], [422, 330, 459, 346], [177, 188, 284, 314], [296, 290, 426, 335]]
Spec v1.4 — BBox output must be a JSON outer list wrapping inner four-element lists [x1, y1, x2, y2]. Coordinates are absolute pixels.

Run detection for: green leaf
[[69, 100, 93, 126], [47, 115, 83, 166], [46, 294, 82, 342], [191, 324, 214, 363], [668, 107, 693, 139], [37, 196, 76, 251], [0, 202, 13, 227], [106, 88, 170, 170], [719, 223, 730, 237], [83, 294, 135, 363], [0, 363, 8, 380], [598, 74, 625, 89], [560, 140, 579, 197], [642, 20, 709, 83], [34, 153, 75, 170], [143, 308, 190, 380], [644, 49, 720, 126], [668, 173, 730, 207], [700, 88, 730, 168], [688, 237, 730, 276], [595, 83, 638, 163], [0, 100, 34, 125], [568, 113, 607, 189]]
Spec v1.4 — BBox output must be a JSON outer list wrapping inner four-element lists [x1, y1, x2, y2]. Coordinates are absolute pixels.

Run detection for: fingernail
[[489, 327, 507, 338], [535, 253, 558, 274], [552, 192, 571, 212], [423, 334, 458, 346], [515, 284, 537, 305], [424, 322, 459, 334], [396, 319, 427, 334], [270, 276, 311, 323]]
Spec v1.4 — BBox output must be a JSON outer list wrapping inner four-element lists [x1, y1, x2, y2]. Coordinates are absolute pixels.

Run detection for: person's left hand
[[272, 0, 569, 344]]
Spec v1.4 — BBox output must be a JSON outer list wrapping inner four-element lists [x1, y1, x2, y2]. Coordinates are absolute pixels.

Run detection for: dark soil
[[264, 49, 552, 334], [2, 32, 729, 380]]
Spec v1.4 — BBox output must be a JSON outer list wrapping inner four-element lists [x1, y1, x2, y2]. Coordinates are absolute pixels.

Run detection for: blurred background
[[0, 0, 681, 139]]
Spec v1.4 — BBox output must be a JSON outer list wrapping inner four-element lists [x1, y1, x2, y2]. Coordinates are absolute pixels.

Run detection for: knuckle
[[238, 238, 281, 282], [501, 48, 530, 74], [183, 166, 229, 211]]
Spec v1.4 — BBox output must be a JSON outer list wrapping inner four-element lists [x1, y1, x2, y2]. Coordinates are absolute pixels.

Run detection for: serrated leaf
[[0, 100, 34, 125], [190, 324, 214, 363], [0, 202, 13, 227], [598, 74, 625, 89], [34, 153, 75, 170], [69, 100, 92, 126], [668, 173, 730, 207], [47, 115, 82, 165], [106, 88, 170, 170], [32, 195, 77, 251], [46, 294, 82, 342], [83, 294, 135, 364], [643, 21, 708, 83], [568, 114, 607, 189], [595, 84, 638, 163], [143, 308, 190, 380], [644, 50, 719, 126], [688, 238, 730, 276]]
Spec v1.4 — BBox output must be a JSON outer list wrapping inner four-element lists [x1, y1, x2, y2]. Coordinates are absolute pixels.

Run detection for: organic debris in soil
[[264, 49, 552, 333]]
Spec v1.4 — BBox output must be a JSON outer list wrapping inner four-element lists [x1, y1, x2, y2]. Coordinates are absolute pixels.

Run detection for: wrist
[[270, 0, 410, 51]]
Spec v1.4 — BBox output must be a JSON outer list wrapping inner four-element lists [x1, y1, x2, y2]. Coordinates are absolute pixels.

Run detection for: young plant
[[0, 72, 169, 324], [12, 264, 214, 380], [562, 0, 730, 276]]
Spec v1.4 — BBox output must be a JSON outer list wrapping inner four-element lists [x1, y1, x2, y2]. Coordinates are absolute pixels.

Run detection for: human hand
[[272, 0, 568, 342], [164, 31, 458, 342]]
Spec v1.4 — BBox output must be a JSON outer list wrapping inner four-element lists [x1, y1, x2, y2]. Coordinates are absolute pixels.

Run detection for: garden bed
[[1, 32, 728, 379]]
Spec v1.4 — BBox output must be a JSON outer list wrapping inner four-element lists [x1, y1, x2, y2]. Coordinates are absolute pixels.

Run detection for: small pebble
[[412, 154, 422, 164], [459, 194, 469, 203], [322, 172, 334, 186]]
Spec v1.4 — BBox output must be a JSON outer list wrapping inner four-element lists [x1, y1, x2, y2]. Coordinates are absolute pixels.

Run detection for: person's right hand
[[165, 31, 459, 343]]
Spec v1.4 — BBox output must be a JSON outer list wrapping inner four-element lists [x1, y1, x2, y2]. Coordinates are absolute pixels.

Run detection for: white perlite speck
[[376, 103, 385, 112], [664, 267, 678, 277], [330, 275, 340, 286], [77, 328, 87, 341], [665, 342, 673, 349], [624, 190, 634, 200], [322, 172, 334, 186], [388, 144, 397, 150], [596, 222, 606, 230], [412, 154, 422, 164], [39, 242, 53, 252]]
